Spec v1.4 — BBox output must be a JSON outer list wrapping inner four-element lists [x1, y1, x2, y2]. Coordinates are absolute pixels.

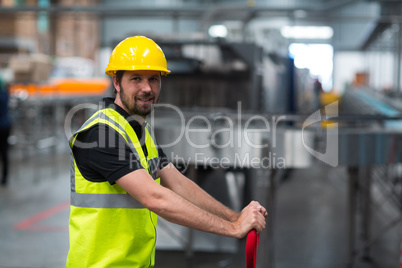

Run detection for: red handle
[[246, 229, 260, 268]]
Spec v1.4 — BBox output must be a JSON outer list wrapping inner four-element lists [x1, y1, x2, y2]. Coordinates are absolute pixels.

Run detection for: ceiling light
[[208, 25, 228, 38]]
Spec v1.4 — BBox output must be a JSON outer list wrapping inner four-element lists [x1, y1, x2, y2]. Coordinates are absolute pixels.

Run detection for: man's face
[[113, 70, 161, 118]]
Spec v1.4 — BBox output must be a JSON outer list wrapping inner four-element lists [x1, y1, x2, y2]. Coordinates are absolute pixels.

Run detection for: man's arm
[[116, 168, 266, 239], [159, 163, 268, 222]]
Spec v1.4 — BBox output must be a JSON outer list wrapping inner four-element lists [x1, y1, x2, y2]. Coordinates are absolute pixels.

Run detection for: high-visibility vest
[[66, 108, 160, 268]]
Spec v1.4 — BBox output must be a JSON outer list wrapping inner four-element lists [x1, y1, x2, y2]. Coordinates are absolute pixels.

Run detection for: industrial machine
[[147, 39, 402, 267]]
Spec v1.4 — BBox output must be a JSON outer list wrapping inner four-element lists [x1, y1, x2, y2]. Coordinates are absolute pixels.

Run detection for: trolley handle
[[246, 229, 260, 268]]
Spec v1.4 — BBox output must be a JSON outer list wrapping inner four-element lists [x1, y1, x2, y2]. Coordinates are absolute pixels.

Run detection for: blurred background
[[0, 0, 401, 267]]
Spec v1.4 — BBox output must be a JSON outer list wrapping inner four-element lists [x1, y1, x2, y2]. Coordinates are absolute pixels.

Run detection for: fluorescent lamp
[[208, 25, 228, 38], [281, 26, 334, 39]]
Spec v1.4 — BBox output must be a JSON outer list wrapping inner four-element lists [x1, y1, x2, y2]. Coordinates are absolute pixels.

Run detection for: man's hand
[[232, 201, 267, 239]]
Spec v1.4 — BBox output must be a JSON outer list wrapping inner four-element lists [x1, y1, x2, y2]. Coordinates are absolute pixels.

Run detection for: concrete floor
[[0, 148, 400, 268]]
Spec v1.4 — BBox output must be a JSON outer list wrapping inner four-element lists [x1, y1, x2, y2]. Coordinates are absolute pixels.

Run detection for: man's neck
[[113, 98, 146, 124]]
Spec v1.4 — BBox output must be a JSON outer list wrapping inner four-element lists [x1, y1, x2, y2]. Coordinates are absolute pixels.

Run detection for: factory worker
[[66, 36, 267, 268], [0, 74, 11, 186]]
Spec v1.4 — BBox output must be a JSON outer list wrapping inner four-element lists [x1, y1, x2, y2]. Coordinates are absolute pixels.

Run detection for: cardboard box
[[9, 54, 53, 82], [0, 13, 36, 38], [0, 15, 17, 36], [30, 54, 53, 82]]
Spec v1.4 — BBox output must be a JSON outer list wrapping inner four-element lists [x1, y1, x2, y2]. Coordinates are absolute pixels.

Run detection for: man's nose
[[141, 81, 152, 93]]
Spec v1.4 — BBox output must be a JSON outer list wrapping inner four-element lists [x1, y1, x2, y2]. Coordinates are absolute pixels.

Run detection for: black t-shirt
[[72, 98, 169, 185]]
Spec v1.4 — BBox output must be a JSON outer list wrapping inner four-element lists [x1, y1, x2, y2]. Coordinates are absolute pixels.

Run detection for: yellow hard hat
[[105, 36, 170, 76]]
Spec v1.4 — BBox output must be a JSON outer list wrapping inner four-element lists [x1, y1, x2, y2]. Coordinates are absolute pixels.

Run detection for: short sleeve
[[72, 124, 144, 185], [157, 146, 169, 170]]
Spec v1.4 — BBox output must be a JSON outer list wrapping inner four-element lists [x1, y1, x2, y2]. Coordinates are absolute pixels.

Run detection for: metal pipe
[[2, 5, 402, 23], [361, 167, 372, 260], [397, 23, 402, 92], [185, 164, 197, 268], [155, 107, 402, 123], [396, 23, 402, 92], [267, 169, 276, 268], [257, 168, 276, 268], [347, 167, 359, 267]]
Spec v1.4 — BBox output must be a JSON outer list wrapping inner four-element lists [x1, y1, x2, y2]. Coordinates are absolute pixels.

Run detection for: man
[[66, 36, 267, 267], [0, 75, 11, 186]]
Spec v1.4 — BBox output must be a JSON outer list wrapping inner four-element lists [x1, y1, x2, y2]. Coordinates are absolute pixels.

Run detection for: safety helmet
[[105, 36, 170, 76]]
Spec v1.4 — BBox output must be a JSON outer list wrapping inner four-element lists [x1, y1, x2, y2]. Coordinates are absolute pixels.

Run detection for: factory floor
[[0, 148, 400, 268]]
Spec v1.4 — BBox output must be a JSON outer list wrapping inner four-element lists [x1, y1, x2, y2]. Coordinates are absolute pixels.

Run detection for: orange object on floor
[[10, 78, 111, 97]]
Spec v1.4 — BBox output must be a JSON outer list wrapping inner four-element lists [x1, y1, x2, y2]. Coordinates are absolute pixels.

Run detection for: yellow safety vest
[[66, 108, 160, 268]]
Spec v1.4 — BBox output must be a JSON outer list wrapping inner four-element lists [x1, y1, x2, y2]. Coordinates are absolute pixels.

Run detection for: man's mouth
[[137, 97, 154, 104]]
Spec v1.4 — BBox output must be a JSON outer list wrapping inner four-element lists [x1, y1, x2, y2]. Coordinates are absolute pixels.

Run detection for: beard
[[119, 84, 158, 117]]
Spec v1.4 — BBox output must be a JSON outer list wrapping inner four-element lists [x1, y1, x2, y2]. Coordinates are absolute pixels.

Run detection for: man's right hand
[[232, 201, 267, 239]]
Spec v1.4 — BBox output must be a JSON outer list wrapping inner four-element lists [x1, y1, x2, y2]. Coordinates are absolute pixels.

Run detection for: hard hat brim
[[105, 65, 171, 76]]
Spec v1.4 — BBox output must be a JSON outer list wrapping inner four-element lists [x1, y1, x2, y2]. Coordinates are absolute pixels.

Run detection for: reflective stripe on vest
[[67, 108, 160, 268], [69, 108, 159, 207], [70, 192, 145, 209]]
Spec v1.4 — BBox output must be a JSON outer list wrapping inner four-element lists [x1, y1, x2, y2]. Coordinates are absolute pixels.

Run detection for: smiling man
[[66, 36, 267, 268], [114, 70, 160, 118]]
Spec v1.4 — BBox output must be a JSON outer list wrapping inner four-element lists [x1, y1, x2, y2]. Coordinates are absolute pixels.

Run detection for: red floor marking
[[14, 200, 70, 232], [24, 225, 69, 232], [400, 238, 402, 268]]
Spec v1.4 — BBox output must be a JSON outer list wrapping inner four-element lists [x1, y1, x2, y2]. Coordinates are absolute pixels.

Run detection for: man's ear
[[112, 75, 120, 93]]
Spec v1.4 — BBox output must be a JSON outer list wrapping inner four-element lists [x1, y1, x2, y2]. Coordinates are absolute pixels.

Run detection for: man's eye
[[132, 77, 140, 81]]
